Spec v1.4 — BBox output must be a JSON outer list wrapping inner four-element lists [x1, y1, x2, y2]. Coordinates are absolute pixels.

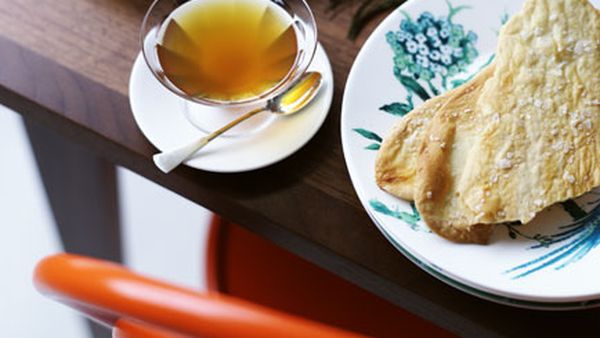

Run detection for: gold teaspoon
[[153, 72, 323, 173]]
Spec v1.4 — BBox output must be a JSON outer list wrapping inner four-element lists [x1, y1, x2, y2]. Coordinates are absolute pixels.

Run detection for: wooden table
[[2, 1, 598, 337]]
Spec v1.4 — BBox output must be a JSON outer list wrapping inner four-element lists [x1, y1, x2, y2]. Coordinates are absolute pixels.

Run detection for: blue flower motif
[[452, 48, 463, 58], [432, 63, 448, 76], [448, 36, 461, 47], [405, 39, 418, 54], [387, 5, 479, 82], [439, 27, 450, 39], [467, 31, 478, 42], [418, 44, 429, 56], [441, 54, 452, 65], [400, 19, 413, 33], [451, 24, 464, 36], [419, 11, 435, 22], [415, 33, 427, 44], [440, 45, 452, 56], [396, 31, 411, 42], [428, 35, 442, 48], [416, 54, 430, 68], [429, 50, 441, 61], [426, 27, 438, 37]]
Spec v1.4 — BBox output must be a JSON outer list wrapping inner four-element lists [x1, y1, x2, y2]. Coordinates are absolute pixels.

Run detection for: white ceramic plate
[[129, 44, 333, 173], [341, 0, 600, 309]]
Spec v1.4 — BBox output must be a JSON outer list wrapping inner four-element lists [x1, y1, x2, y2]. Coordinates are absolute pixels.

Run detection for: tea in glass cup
[[141, 0, 317, 135]]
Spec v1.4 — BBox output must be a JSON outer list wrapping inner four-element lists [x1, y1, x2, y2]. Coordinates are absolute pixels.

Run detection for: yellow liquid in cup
[[157, 0, 298, 101]]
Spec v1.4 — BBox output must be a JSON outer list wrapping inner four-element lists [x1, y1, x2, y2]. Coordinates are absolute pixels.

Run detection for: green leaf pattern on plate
[[379, 102, 414, 116], [353, 128, 383, 150], [369, 199, 427, 232]]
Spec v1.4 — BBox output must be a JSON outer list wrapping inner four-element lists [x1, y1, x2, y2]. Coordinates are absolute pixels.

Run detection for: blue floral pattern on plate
[[354, 1, 481, 147], [388, 5, 478, 91]]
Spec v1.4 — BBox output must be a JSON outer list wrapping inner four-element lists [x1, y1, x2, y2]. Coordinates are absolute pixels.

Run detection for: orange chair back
[[34, 254, 364, 338]]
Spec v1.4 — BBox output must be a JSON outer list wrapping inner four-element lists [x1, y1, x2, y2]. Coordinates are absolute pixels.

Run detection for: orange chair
[[34, 215, 455, 338]]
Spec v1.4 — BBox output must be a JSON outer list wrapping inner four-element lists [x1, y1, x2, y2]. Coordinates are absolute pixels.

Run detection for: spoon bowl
[[270, 72, 323, 115]]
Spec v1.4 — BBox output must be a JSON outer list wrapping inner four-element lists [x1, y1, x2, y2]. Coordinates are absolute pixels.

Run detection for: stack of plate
[[341, 0, 600, 310]]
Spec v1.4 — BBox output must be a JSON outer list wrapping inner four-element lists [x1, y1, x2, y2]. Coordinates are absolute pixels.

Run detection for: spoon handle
[[153, 107, 265, 173]]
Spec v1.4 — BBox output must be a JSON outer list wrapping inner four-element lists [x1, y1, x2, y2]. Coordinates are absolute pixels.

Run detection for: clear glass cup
[[140, 0, 318, 136]]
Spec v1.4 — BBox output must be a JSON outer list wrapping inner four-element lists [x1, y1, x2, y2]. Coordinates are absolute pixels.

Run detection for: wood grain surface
[[1, 1, 598, 337]]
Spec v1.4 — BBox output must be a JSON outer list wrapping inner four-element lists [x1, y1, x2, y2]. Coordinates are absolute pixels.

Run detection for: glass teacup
[[141, 0, 317, 136]]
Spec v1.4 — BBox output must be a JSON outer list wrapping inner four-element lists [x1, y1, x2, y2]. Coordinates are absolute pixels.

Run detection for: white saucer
[[129, 44, 333, 173]]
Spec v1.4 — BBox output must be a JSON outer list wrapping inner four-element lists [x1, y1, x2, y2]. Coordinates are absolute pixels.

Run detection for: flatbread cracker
[[375, 64, 495, 200], [416, 0, 600, 243], [375, 95, 446, 200], [414, 66, 496, 243]]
